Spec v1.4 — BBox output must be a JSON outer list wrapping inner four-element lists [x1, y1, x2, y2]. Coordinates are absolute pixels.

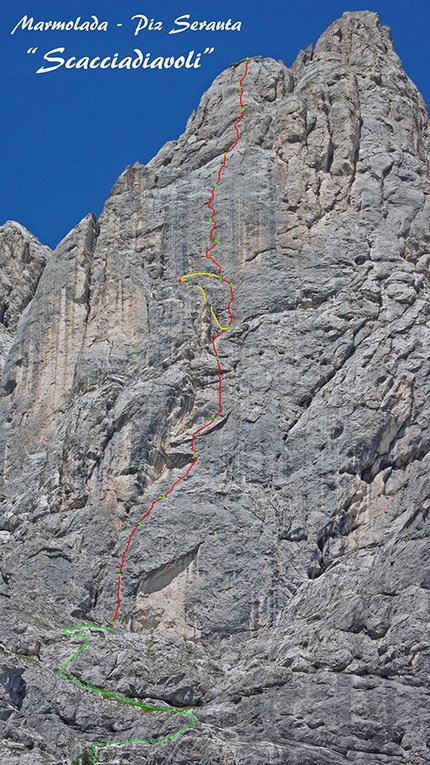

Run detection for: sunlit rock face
[[0, 11, 429, 765], [0, 221, 50, 376]]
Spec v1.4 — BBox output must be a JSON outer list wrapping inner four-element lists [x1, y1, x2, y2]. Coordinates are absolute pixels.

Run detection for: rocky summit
[[0, 11, 429, 765]]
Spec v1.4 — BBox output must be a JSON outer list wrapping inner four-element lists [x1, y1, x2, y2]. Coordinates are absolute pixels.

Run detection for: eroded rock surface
[[0, 221, 50, 376], [0, 11, 429, 765]]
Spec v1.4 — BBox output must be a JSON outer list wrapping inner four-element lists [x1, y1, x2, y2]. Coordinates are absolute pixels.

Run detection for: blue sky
[[1, 0, 429, 249]]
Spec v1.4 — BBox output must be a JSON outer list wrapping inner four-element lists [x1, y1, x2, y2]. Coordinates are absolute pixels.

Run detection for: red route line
[[111, 59, 250, 627]]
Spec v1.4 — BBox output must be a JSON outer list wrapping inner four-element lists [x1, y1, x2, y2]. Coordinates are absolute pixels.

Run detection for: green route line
[[60, 625, 196, 763], [60, 58, 250, 765]]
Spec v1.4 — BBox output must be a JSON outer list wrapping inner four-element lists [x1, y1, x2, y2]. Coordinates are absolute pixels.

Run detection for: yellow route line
[[180, 272, 230, 330], [180, 272, 221, 281], [196, 284, 207, 301], [210, 306, 230, 331]]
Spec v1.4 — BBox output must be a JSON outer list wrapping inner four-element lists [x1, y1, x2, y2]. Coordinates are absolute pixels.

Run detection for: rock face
[[0, 222, 50, 376], [0, 11, 429, 765]]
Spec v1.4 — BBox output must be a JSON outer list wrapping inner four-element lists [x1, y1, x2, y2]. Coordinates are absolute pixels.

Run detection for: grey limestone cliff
[[0, 222, 50, 376], [0, 11, 429, 765]]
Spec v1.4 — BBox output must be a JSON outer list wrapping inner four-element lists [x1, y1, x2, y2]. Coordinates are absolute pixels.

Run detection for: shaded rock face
[[0, 222, 50, 376], [0, 11, 429, 765]]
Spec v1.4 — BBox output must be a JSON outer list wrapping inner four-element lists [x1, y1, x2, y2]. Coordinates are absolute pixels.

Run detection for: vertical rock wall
[[0, 11, 428, 765]]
